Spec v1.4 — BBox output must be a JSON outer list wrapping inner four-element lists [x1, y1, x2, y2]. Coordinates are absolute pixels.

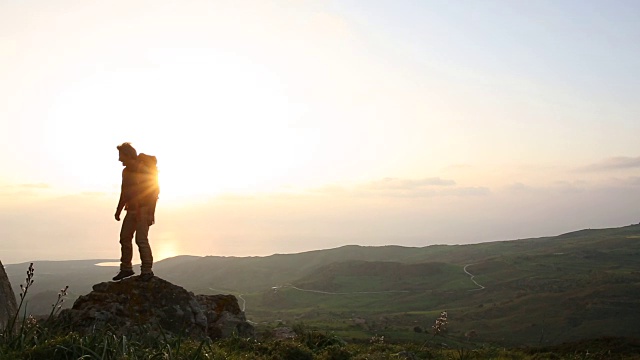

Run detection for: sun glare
[[157, 162, 223, 202], [154, 238, 180, 261], [41, 48, 321, 198]]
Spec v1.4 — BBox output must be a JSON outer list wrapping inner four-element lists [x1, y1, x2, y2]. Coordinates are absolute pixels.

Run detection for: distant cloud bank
[[368, 177, 456, 189], [578, 156, 640, 172], [310, 177, 488, 198]]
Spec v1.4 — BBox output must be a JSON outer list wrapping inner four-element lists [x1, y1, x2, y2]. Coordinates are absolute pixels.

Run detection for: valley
[[5, 224, 640, 346]]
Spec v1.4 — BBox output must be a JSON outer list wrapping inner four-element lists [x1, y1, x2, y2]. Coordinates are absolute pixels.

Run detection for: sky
[[1, 0, 640, 265]]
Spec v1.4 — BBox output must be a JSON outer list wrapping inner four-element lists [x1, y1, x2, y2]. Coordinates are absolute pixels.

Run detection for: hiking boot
[[112, 269, 135, 281], [139, 271, 154, 281]]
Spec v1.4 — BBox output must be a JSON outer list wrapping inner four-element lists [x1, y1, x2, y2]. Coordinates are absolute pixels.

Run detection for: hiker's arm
[[115, 192, 125, 221], [146, 192, 158, 226], [147, 205, 155, 226], [115, 170, 126, 221]]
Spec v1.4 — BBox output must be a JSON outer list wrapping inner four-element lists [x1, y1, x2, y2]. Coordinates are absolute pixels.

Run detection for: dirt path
[[463, 264, 485, 290], [237, 294, 246, 311]]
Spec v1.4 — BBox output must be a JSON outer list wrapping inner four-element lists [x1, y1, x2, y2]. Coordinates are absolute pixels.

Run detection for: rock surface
[[0, 260, 18, 329], [59, 276, 253, 339]]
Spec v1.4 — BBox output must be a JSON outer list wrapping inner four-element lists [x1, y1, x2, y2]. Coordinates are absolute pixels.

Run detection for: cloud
[[359, 177, 491, 198], [502, 176, 640, 199], [505, 181, 588, 194], [578, 156, 640, 172], [440, 187, 491, 196], [306, 177, 489, 198], [599, 176, 640, 188], [367, 177, 456, 189], [505, 182, 532, 192]]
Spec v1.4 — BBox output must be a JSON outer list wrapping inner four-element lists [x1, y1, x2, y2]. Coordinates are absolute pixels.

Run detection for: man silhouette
[[112, 142, 155, 281]]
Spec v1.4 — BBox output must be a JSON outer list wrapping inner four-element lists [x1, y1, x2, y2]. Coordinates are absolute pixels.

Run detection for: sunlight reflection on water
[[95, 262, 121, 267]]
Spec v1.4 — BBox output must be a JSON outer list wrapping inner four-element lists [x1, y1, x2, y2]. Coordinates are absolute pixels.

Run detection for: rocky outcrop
[[58, 276, 253, 340], [0, 260, 18, 329], [194, 294, 255, 340]]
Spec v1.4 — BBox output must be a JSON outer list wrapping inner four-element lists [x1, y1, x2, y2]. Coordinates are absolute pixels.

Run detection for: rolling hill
[[4, 224, 640, 345]]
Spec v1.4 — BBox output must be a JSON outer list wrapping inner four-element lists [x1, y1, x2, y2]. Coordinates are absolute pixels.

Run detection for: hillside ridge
[[5, 224, 640, 346]]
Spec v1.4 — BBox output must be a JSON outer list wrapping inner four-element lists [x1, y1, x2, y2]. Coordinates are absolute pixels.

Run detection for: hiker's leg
[[135, 209, 153, 274], [119, 211, 136, 271]]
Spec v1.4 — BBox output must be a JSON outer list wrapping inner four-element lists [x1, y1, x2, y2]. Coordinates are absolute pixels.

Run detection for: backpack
[[136, 153, 160, 210]]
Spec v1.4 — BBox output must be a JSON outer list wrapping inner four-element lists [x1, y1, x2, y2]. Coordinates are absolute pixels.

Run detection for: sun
[[42, 48, 320, 198]]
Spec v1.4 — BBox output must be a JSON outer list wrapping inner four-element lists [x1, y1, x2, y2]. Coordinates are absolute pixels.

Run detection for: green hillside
[[293, 261, 472, 292], [5, 224, 640, 346], [240, 225, 640, 345]]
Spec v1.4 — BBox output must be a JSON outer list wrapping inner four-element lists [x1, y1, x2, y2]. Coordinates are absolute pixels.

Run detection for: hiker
[[112, 142, 159, 281]]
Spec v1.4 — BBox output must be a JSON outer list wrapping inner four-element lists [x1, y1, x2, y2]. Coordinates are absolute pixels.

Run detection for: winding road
[[463, 264, 485, 290], [237, 294, 246, 311]]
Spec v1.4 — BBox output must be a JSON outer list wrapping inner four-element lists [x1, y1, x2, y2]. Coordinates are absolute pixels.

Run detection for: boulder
[[0, 260, 18, 329], [58, 276, 253, 339], [195, 294, 255, 340]]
